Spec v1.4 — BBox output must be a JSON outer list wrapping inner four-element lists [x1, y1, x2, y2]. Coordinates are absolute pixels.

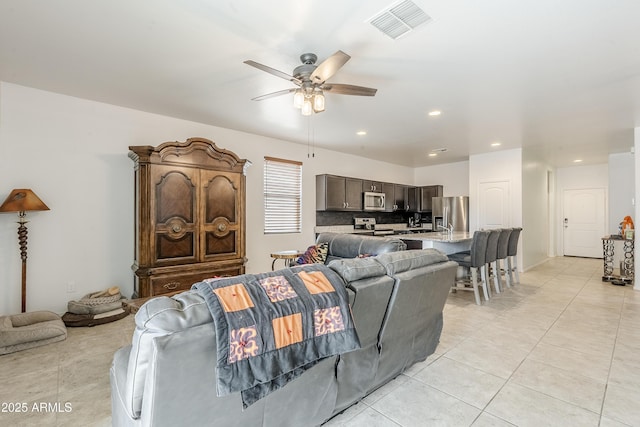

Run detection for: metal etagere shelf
[[602, 235, 634, 285]]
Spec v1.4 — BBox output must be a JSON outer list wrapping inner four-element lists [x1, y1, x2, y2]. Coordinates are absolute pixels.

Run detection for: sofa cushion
[[296, 242, 328, 264], [375, 249, 448, 275], [328, 257, 386, 282]]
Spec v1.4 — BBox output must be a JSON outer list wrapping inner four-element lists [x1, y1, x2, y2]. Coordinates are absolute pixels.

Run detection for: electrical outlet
[[66, 281, 76, 293]]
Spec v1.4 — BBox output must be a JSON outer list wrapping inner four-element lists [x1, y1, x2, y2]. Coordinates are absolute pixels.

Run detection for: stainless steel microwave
[[363, 191, 385, 211]]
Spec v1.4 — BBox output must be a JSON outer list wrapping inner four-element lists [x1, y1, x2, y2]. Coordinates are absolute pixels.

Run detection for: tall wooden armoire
[[129, 137, 249, 298]]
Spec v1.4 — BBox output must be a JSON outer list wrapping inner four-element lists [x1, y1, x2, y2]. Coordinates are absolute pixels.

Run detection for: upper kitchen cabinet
[[382, 183, 395, 212], [408, 185, 443, 212], [362, 180, 383, 192], [392, 184, 409, 211], [385, 184, 408, 212], [316, 174, 363, 211], [422, 185, 443, 211]]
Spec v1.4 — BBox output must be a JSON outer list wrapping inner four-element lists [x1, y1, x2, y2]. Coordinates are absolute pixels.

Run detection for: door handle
[[564, 218, 568, 228]]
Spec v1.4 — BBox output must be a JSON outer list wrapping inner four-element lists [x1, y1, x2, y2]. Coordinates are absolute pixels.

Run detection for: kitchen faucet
[[438, 223, 453, 236]]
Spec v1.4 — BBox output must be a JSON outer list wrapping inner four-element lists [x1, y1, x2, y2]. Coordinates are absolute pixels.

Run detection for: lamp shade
[[0, 189, 50, 213]]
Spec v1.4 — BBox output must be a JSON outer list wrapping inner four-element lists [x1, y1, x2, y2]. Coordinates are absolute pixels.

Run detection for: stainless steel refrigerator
[[432, 196, 469, 232]]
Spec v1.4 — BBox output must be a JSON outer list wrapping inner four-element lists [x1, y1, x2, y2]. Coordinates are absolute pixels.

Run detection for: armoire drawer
[[149, 267, 243, 295]]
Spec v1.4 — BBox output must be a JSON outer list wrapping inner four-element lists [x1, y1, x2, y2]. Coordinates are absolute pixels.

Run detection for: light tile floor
[[1, 256, 638, 426]]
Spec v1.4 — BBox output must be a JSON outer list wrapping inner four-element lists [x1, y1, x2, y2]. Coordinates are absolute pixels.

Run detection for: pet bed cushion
[[0, 311, 67, 355], [62, 306, 130, 327]]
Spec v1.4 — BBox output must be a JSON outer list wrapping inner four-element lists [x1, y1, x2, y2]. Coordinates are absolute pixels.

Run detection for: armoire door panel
[[155, 169, 196, 223], [204, 174, 237, 223], [152, 166, 198, 265], [205, 231, 236, 255], [201, 170, 241, 260], [156, 233, 195, 260], [202, 218, 240, 258]]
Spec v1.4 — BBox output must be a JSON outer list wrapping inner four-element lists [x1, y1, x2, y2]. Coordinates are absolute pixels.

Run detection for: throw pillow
[[297, 242, 328, 265]]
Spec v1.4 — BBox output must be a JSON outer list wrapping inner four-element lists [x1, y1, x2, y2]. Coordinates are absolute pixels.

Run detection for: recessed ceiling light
[[428, 153, 437, 157], [573, 159, 583, 163], [428, 110, 441, 116], [491, 142, 501, 147], [356, 131, 367, 136]]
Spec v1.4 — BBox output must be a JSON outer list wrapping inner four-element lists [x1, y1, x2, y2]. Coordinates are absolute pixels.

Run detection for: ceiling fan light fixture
[[293, 90, 304, 109], [301, 98, 313, 116], [313, 90, 325, 112]]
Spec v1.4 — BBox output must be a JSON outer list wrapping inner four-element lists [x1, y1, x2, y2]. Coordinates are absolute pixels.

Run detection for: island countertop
[[399, 231, 473, 243], [399, 231, 473, 254]]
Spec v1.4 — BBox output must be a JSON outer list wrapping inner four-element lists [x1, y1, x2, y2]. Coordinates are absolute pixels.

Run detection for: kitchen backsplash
[[316, 211, 422, 226]]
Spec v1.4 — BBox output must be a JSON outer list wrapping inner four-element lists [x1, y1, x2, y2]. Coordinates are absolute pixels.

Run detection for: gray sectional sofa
[[110, 234, 457, 427]]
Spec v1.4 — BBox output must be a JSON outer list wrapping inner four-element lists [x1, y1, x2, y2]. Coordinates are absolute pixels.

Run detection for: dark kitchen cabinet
[[382, 183, 395, 212], [362, 180, 383, 192], [316, 174, 363, 211], [408, 185, 443, 212], [393, 184, 409, 211], [407, 186, 418, 212], [421, 185, 443, 211]]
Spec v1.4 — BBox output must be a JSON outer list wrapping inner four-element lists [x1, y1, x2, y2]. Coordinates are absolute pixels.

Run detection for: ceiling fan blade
[[244, 60, 302, 85], [310, 50, 351, 84], [323, 83, 377, 96], [251, 88, 297, 101]]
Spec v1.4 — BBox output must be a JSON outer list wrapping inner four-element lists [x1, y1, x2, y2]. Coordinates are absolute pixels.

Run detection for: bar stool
[[497, 228, 513, 290], [448, 230, 490, 305], [484, 229, 501, 294], [507, 227, 523, 284]]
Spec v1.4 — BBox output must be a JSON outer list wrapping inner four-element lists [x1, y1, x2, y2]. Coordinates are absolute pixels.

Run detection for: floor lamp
[[0, 189, 50, 313]]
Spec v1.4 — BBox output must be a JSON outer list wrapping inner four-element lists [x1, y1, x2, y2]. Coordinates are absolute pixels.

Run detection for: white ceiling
[[1, 0, 639, 167]]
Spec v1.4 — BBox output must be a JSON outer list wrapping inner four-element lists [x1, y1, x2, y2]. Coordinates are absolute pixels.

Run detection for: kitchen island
[[400, 231, 473, 254]]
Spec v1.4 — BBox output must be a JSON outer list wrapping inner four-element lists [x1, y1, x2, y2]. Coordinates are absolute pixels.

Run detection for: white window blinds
[[264, 157, 302, 234]]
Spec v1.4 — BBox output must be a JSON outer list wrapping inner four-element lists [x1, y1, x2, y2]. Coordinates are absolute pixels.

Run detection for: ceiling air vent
[[368, 0, 432, 40]]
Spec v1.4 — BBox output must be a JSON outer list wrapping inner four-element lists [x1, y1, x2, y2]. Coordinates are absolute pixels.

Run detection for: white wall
[[414, 161, 469, 196], [0, 82, 413, 315], [555, 164, 608, 256], [609, 152, 635, 233], [522, 148, 553, 268]]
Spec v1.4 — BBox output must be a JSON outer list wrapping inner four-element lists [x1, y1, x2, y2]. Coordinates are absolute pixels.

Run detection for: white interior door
[[562, 188, 605, 258], [478, 180, 510, 229]]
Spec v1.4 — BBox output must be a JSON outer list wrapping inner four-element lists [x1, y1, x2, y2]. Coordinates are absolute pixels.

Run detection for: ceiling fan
[[244, 50, 377, 115]]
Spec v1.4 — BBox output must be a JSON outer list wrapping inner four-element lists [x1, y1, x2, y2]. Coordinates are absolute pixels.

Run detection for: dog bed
[[0, 311, 67, 355], [62, 306, 130, 327]]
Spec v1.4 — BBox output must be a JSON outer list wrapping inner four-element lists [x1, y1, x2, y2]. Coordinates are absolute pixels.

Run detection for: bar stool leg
[[470, 267, 482, 305], [482, 264, 494, 295], [501, 259, 512, 288], [491, 260, 501, 293], [511, 255, 520, 284]]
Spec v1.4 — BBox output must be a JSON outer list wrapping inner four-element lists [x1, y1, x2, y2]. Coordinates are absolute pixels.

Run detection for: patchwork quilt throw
[[193, 263, 360, 408]]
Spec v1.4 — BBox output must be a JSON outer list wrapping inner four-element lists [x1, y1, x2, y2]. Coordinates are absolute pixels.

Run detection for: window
[[264, 157, 302, 234]]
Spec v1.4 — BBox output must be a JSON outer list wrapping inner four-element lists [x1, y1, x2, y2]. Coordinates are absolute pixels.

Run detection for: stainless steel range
[[354, 217, 394, 236]]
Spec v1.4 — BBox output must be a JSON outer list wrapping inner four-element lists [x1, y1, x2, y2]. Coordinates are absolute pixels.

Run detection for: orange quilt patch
[[213, 283, 254, 312], [272, 313, 303, 349], [298, 271, 335, 294]]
